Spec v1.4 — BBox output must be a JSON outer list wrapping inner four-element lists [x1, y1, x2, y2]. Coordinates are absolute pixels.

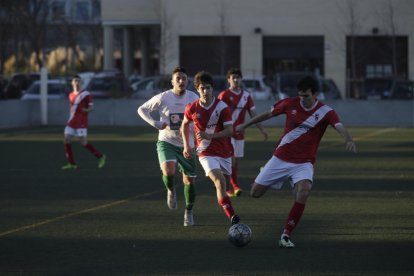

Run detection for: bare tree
[[216, 0, 228, 75], [336, 0, 363, 98], [0, 2, 16, 74], [380, 0, 399, 78], [85, 23, 102, 71], [159, 1, 175, 74], [14, 0, 50, 70]]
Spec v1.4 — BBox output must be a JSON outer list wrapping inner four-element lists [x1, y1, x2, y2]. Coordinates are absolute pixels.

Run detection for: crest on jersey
[[291, 109, 297, 115]]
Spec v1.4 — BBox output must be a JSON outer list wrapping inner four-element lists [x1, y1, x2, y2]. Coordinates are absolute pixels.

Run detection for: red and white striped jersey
[[218, 89, 255, 140], [184, 97, 233, 158], [67, 90, 93, 128], [271, 97, 341, 164]]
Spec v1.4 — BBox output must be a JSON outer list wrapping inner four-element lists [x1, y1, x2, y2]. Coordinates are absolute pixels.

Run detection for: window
[[180, 36, 240, 75], [51, 1, 65, 21], [366, 64, 392, 78], [346, 36, 408, 80], [91, 0, 101, 21], [75, 1, 90, 21], [263, 36, 324, 75]]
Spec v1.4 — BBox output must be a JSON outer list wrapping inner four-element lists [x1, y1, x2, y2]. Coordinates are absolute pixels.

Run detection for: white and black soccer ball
[[228, 223, 252, 247]]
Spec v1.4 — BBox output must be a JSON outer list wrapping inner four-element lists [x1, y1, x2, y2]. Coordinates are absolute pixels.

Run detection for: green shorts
[[156, 141, 197, 177]]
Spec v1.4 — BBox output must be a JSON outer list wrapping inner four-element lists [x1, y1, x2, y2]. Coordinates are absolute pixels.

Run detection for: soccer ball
[[228, 223, 252, 247]]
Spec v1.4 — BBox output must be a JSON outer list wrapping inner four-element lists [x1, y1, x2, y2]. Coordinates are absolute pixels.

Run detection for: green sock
[[162, 175, 174, 191], [184, 184, 195, 210]]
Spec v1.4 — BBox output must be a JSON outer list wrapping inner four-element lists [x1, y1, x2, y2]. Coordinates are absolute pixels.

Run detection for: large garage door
[[263, 36, 324, 77], [180, 36, 240, 76]]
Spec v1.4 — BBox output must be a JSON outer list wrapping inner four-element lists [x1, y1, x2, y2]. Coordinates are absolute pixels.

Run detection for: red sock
[[230, 166, 240, 190], [283, 202, 305, 236], [64, 143, 76, 164], [84, 143, 102, 158], [218, 196, 235, 219]]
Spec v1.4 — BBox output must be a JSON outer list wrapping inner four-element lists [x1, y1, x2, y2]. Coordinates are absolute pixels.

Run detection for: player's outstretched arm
[[335, 123, 357, 153], [236, 111, 273, 133], [249, 109, 269, 141]]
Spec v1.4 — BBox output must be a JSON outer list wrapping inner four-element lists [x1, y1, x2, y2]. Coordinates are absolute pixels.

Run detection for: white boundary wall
[[1, 99, 413, 129]]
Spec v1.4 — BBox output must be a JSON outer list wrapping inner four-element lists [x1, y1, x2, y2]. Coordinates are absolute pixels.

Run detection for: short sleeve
[[184, 103, 193, 121], [271, 99, 287, 116]]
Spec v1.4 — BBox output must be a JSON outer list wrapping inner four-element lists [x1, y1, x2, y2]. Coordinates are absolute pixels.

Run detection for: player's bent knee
[[299, 189, 311, 198], [250, 183, 266, 198], [296, 187, 311, 203]]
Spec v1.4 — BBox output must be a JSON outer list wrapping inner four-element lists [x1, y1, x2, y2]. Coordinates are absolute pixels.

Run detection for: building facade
[[0, 0, 102, 75], [101, 0, 414, 98]]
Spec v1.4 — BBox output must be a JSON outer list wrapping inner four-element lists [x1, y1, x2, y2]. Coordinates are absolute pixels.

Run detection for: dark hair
[[226, 67, 243, 79], [172, 66, 187, 76], [72, 75, 81, 80], [297, 76, 319, 94], [194, 71, 213, 88]]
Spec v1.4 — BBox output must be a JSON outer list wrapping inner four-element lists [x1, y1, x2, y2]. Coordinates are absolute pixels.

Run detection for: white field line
[[319, 127, 397, 149], [352, 127, 397, 141], [0, 188, 165, 238]]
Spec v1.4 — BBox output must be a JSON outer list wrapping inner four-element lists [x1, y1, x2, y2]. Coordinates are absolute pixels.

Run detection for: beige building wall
[[101, 0, 414, 96], [101, 0, 160, 24]]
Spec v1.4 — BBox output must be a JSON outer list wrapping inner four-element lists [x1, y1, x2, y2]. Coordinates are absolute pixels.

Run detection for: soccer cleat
[[98, 154, 107, 168], [184, 209, 194, 226], [226, 191, 235, 197], [230, 214, 240, 225], [234, 189, 243, 197], [167, 188, 177, 210], [278, 236, 295, 248], [61, 163, 78, 170]]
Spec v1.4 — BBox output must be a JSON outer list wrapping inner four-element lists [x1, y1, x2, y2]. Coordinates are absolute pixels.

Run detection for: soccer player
[[218, 68, 268, 197], [236, 76, 356, 247], [182, 71, 240, 225], [62, 75, 106, 170], [137, 66, 199, 227]]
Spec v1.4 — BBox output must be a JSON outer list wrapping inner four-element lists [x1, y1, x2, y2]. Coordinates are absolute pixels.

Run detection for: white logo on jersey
[[277, 105, 332, 149], [197, 102, 227, 153]]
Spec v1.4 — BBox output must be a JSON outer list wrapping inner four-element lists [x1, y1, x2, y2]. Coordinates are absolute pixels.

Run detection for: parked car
[[85, 71, 132, 99], [77, 72, 95, 90], [241, 75, 273, 100], [276, 72, 308, 99], [4, 73, 44, 99], [386, 80, 413, 99], [131, 74, 230, 100], [319, 78, 342, 100], [362, 78, 413, 100], [20, 79, 69, 100], [131, 75, 206, 100], [130, 75, 173, 99], [211, 75, 229, 97], [275, 72, 341, 100], [128, 73, 142, 87]]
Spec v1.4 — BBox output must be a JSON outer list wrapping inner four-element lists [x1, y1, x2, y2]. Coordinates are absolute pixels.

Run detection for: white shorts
[[198, 156, 232, 176], [231, 138, 245, 158], [64, 126, 88, 137], [255, 156, 313, 189]]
